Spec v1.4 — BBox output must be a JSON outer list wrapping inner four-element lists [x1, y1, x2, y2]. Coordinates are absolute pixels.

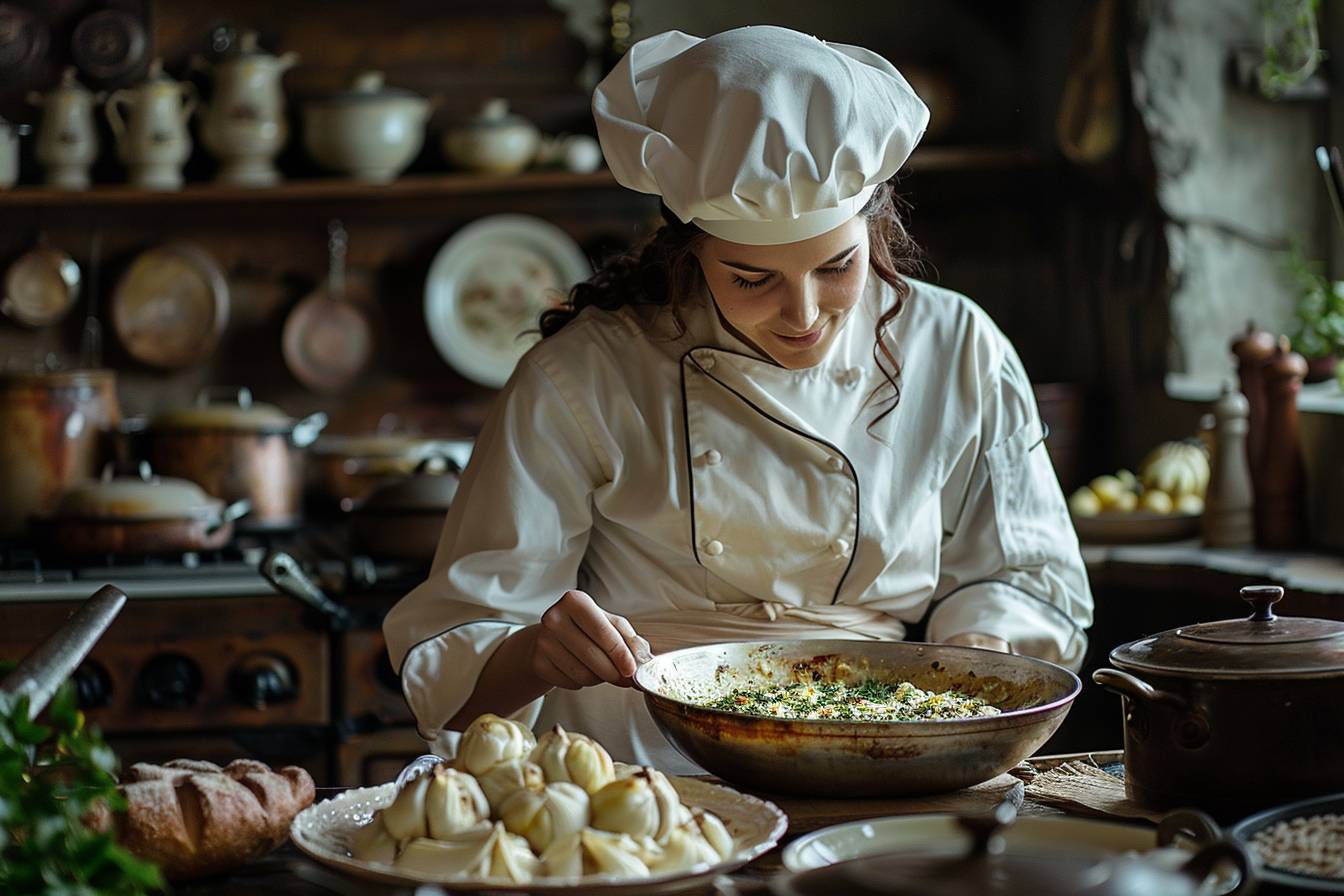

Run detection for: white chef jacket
[[384, 275, 1093, 773]]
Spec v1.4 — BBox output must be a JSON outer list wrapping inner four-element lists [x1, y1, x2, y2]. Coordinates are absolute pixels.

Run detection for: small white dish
[[424, 214, 590, 388]]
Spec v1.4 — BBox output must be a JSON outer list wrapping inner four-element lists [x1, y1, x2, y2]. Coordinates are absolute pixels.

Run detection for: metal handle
[[1178, 837, 1255, 895], [0, 585, 126, 718], [1241, 584, 1284, 622], [196, 385, 253, 408], [1157, 808, 1223, 847], [206, 499, 251, 536], [259, 551, 352, 630], [1091, 668, 1189, 710], [290, 411, 328, 448]]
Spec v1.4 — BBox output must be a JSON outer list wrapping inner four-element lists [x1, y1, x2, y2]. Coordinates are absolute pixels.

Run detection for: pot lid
[[55, 463, 223, 521], [152, 386, 295, 431], [1110, 586, 1344, 678], [312, 432, 436, 458], [774, 803, 1220, 896], [310, 71, 426, 106], [356, 455, 460, 511]]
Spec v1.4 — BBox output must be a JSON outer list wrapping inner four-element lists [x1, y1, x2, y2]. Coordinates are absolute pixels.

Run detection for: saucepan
[[634, 639, 1080, 798]]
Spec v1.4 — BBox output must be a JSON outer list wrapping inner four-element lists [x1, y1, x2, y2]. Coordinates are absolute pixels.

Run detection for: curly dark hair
[[539, 181, 922, 423]]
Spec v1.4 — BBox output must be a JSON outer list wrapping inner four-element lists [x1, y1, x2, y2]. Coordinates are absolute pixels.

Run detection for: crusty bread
[[114, 759, 315, 881]]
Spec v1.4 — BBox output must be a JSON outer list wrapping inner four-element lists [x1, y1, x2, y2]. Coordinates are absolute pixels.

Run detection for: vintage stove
[[0, 535, 430, 786]]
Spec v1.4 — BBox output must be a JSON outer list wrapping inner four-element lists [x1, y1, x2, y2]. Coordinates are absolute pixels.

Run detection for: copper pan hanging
[[282, 219, 372, 393]]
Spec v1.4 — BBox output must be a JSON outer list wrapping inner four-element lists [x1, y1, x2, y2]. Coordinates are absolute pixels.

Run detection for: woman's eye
[[820, 258, 854, 276], [732, 274, 770, 290]]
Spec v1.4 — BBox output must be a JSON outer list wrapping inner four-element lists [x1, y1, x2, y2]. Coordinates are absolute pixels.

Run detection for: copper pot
[[0, 367, 120, 537], [147, 387, 325, 529], [31, 463, 249, 555], [348, 455, 460, 561], [1093, 584, 1344, 821], [310, 433, 470, 511]]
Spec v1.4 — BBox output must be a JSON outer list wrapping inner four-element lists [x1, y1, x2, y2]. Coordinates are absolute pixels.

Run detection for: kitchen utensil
[[348, 455, 461, 562], [148, 387, 326, 530], [1070, 509, 1200, 544], [441, 98, 540, 175], [424, 214, 590, 388], [0, 585, 126, 719], [281, 220, 372, 393], [71, 7, 150, 85], [28, 67, 101, 189], [30, 462, 249, 555], [198, 30, 299, 186], [0, 115, 30, 188], [634, 640, 1080, 798], [1316, 146, 1344, 232], [1, 241, 80, 327], [105, 58, 197, 190], [302, 71, 430, 182], [1056, 0, 1122, 164], [259, 551, 355, 630], [1093, 584, 1344, 821], [1231, 791, 1344, 892], [311, 420, 472, 511], [0, 366, 120, 537], [289, 775, 786, 892], [111, 241, 230, 369]]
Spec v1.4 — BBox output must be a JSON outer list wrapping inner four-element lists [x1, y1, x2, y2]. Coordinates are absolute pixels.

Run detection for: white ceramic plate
[[783, 814, 1239, 894], [290, 776, 787, 894], [424, 215, 590, 388]]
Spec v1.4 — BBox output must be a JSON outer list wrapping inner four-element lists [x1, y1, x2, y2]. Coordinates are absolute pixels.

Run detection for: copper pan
[[635, 639, 1080, 798], [282, 220, 371, 393]]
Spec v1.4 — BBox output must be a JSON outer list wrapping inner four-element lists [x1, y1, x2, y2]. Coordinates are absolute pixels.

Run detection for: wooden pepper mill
[[1230, 321, 1276, 474], [1202, 382, 1254, 548], [1255, 336, 1308, 548]]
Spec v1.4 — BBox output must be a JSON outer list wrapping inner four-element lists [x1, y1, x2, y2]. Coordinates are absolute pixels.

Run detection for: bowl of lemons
[[1069, 440, 1209, 544]]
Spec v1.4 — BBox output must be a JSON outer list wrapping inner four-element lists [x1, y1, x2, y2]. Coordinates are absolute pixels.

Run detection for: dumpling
[[349, 816, 397, 864], [641, 766, 690, 842], [500, 781, 590, 852], [646, 819, 724, 873], [396, 821, 540, 883], [476, 758, 545, 814], [426, 766, 490, 839], [530, 725, 616, 794], [690, 807, 735, 860], [589, 773, 658, 839], [540, 831, 584, 879], [380, 772, 432, 841], [581, 828, 652, 878], [455, 714, 536, 776]]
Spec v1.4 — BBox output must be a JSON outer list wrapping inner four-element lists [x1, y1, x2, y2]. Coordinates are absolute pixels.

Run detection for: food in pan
[[1248, 813, 1344, 879], [348, 714, 736, 882], [704, 678, 1001, 721]]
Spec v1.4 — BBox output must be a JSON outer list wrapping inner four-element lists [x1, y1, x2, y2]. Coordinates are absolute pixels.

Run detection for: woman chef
[[386, 25, 1093, 773]]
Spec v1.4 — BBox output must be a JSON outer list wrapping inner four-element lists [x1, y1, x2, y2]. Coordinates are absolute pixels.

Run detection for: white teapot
[[106, 59, 197, 190], [27, 68, 101, 190], [198, 31, 299, 186]]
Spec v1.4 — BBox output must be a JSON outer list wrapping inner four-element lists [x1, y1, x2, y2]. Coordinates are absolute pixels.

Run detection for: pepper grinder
[[1230, 321, 1276, 475], [1202, 383, 1254, 548], [1255, 336, 1308, 548]]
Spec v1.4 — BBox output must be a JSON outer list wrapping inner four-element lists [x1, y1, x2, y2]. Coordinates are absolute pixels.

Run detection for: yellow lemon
[[1089, 475, 1126, 508], [1175, 493, 1205, 515], [1139, 489, 1174, 514], [1069, 487, 1103, 517]]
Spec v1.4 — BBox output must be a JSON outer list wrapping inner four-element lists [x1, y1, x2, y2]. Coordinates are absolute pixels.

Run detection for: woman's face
[[695, 216, 870, 369]]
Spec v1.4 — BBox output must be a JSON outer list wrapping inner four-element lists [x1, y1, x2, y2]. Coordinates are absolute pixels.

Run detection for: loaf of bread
[[111, 758, 315, 881]]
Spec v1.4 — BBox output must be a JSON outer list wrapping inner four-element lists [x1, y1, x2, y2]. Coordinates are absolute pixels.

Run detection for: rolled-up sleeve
[[383, 355, 607, 746], [928, 342, 1093, 670]]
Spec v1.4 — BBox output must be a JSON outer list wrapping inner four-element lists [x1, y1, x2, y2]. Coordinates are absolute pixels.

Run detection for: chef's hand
[[942, 631, 1013, 653], [528, 590, 652, 690]]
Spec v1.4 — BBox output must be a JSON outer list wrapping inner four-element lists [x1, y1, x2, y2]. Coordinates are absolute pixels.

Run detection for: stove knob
[[229, 654, 297, 710], [136, 653, 202, 710], [72, 660, 112, 709]]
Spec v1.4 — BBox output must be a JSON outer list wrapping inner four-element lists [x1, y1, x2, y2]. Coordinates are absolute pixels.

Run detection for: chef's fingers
[[533, 651, 583, 691], [549, 611, 629, 684], [607, 614, 653, 665], [555, 591, 638, 679], [536, 636, 601, 689]]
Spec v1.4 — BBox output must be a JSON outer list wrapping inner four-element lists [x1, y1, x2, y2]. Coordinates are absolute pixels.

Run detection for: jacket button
[[831, 539, 850, 558], [703, 539, 724, 557], [827, 456, 844, 472], [703, 449, 723, 466], [699, 353, 717, 371], [839, 367, 861, 387]]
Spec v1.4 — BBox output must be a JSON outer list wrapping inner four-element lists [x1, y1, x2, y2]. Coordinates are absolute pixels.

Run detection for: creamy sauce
[[704, 679, 1001, 721]]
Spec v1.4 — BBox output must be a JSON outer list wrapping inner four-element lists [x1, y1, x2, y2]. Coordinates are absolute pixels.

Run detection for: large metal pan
[[635, 639, 1080, 798]]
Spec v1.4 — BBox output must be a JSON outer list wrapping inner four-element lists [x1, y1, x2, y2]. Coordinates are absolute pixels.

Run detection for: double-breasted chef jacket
[[385, 273, 1094, 773]]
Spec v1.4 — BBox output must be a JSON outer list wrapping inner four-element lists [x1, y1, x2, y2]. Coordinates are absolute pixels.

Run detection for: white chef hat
[[593, 25, 929, 246]]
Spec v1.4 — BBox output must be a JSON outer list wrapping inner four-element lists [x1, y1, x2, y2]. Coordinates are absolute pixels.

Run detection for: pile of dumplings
[[349, 714, 736, 883]]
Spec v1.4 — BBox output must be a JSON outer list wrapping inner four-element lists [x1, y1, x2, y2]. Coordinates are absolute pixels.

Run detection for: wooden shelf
[[0, 146, 1046, 209]]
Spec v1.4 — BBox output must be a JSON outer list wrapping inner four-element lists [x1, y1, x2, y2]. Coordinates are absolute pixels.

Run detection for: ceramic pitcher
[[199, 31, 299, 186], [106, 59, 197, 191], [28, 68, 101, 190]]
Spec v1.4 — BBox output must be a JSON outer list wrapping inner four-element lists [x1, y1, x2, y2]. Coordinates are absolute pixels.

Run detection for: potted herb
[[0, 677, 163, 895], [1286, 249, 1344, 382]]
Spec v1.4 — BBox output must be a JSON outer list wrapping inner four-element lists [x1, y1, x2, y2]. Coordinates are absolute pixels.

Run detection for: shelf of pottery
[[0, 31, 603, 199]]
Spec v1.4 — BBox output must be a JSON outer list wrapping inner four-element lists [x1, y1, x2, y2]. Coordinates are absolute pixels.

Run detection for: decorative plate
[[1071, 511, 1201, 544], [424, 215, 590, 388], [290, 776, 787, 894], [111, 242, 229, 369]]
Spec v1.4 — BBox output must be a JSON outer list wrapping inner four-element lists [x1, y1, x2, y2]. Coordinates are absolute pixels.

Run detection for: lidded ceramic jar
[[106, 59, 198, 190], [302, 71, 430, 183], [442, 98, 540, 175], [199, 30, 299, 186], [28, 68, 101, 190]]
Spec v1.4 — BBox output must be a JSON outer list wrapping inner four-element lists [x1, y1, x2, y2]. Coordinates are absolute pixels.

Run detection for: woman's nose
[[778, 280, 820, 331]]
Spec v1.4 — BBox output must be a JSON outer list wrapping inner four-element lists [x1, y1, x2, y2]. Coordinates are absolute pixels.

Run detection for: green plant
[[0, 680, 163, 895], [1259, 0, 1326, 97], [1285, 248, 1344, 359]]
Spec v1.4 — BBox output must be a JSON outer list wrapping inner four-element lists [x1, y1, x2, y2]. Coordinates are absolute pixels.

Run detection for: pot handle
[[196, 385, 254, 408], [1157, 808, 1223, 847], [206, 499, 251, 536], [1176, 836, 1256, 896], [1091, 668, 1189, 710], [290, 411, 328, 448]]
